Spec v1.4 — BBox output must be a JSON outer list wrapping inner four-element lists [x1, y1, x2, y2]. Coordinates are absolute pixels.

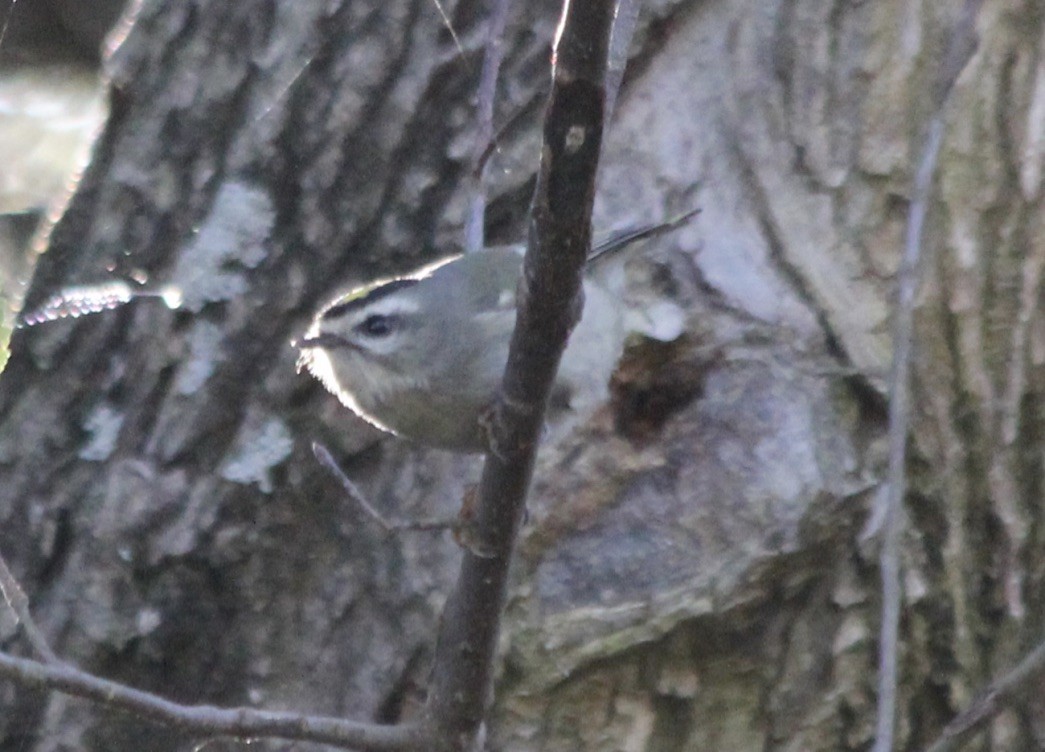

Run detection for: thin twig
[[430, 0, 465, 57], [0, 650, 420, 751], [464, 0, 513, 254], [922, 639, 1045, 752], [1, 524, 421, 749], [873, 115, 945, 752], [0, 538, 418, 750], [0, 0, 18, 55], [312, 442, 453, 532], [0, 550, 59, 664], [472, 98, 535, 183], [604, 0, 643, 129], [871, 3, 982, 751]]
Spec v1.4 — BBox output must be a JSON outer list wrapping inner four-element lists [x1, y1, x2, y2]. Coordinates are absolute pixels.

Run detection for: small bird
[[297, 210, 697, 452]]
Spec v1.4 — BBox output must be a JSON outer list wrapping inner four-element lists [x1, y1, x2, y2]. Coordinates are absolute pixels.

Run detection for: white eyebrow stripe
[[357, 296, 421, 318]]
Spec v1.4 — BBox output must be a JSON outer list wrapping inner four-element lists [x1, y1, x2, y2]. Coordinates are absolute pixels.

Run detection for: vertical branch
[[604, 0, 642, 131], [873, 115, 945, 752], [423, 0, 616, 746], [464, 0, 513, 254], [872, 2, 983, 751]]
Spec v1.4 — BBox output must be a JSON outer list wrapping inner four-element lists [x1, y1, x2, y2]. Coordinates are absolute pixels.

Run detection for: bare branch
[[0, 550, 59, 664], [872, 115, 945, 752], [604, 0, 643, 128], [422, 0, 617, 745], [931, 0, 983, 111], [871, 3, 983, 751], [464, 0, 513, 254], [922, 639, 1045, 752], [0, 538, 422, 751], [471, 98, 540, 193], [0, 650, 422, 751], [313, 442, 453, 532]]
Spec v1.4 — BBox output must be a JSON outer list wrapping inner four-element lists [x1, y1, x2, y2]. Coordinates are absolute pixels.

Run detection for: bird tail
[[587, 206, 700, 264]]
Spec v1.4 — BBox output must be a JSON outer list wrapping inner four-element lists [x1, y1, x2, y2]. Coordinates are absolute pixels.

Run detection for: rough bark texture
[[0, 0, 1042, 751]]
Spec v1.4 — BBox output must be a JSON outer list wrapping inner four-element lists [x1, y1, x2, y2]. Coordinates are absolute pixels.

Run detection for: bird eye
[[357, 314, 396, 337]]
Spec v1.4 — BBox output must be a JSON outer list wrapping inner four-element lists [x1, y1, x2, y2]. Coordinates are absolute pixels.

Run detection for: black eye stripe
[[323, 278, 419, 319], [357, 313, 397, 337]]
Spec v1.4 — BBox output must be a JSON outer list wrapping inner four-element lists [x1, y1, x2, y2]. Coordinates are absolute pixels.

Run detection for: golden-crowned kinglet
[[297, 211, 696, 452]]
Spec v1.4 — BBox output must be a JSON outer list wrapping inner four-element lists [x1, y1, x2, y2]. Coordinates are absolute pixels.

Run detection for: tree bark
[[1, 0, 1043, 750]]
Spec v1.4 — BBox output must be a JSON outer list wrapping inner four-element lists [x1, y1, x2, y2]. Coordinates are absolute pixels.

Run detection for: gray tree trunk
[[1, 0, 1042, 750]]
